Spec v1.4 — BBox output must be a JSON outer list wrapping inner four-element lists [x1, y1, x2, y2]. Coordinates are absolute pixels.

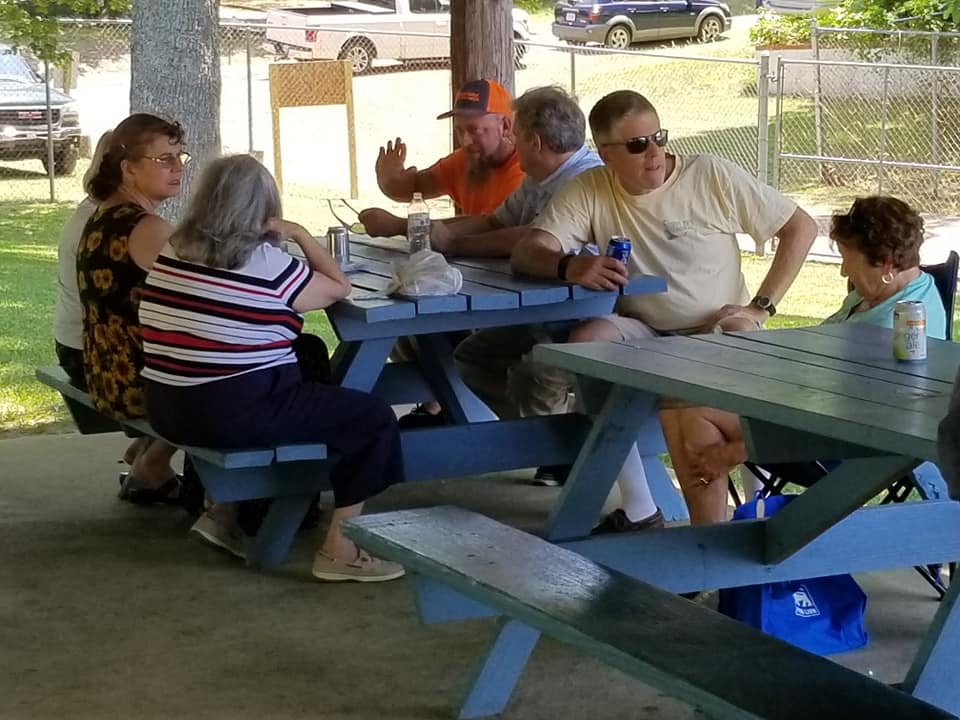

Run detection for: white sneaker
[[190, 512, 246, 560], [312, 549, 405, 583]]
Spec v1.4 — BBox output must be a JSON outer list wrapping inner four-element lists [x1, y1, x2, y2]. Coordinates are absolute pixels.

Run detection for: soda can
[[327, 226, 350, 265], [606, 236, 632, 265], [893, 300, 927, 362]]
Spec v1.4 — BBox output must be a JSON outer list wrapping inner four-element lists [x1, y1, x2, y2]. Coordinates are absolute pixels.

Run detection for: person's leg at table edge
[[661, 405, 746, 525], [566, 315, 663, 533], [454, 325, 544, 421]]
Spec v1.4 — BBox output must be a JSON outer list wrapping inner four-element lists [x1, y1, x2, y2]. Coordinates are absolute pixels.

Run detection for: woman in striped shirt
[[140, 154, 404, 583]]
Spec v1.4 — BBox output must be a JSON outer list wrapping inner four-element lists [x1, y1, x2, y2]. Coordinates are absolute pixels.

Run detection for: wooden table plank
[[345, 269, 466, 314], [695, 332, 954, 393], [746, 325, 960, 384], [333, 293, 415, 323], [349, 242, 570, 307], [345, 248, 520, 311], [648, 335, 944, 410], [533, 340, 943, 461]]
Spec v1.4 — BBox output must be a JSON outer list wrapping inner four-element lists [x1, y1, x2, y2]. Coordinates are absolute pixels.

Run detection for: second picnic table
[[321, 234, 668, 483]]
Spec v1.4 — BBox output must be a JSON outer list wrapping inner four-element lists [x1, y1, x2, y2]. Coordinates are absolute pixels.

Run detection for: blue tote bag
[[717, 493, 869, 655]]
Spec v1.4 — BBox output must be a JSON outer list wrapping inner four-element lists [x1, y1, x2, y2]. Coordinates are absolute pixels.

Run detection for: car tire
[[697, 15, 724, 43], [41, 145, 79, 176], [604, 24, 632, 50], [513, 33, 527, 70], [338, 38, 376, 75]]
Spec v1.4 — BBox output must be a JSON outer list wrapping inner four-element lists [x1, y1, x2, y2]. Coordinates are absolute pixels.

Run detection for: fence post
[[810, 18, 827, 186], [246, 30, 255, 155], [43, 59, 55, 203], [931, 35, 941, 197], [569, 46, 577, 97], [756, 51, 771, 186], [877, 66, 891, 194]]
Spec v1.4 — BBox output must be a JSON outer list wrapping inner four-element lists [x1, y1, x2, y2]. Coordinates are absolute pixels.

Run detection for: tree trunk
[[450, 0, 514, 100], [130, 0, 221, 221]]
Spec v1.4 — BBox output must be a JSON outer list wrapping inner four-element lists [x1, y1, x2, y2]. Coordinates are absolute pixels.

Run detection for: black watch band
[[751, 295, 777, 317], [557, 254, 574, 281]]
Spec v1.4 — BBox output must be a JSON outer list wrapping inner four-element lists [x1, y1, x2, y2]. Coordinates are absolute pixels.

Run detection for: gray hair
[[83, 129, 112, 198], [588, 90, 658, 145], [512, 86, 585, 154], [170, 154, 282, 270]]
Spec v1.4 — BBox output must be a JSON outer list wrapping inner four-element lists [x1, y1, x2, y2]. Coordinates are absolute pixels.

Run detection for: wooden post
[[450, 0, 515, 100]]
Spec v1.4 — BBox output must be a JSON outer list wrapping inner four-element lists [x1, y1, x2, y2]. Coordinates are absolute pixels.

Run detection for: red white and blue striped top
[[139, 243, 312, 386]]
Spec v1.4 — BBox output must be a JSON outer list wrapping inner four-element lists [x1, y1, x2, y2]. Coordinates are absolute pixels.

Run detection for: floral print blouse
[[77, 202, 150, 420]]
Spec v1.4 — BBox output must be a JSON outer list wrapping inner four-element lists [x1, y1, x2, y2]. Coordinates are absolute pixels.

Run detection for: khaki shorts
[[599, 313, 660, 342]]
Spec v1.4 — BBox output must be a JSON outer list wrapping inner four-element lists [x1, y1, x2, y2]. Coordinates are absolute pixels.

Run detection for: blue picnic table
[[319, 234, 668, 483], [411, 322, 960, 718]]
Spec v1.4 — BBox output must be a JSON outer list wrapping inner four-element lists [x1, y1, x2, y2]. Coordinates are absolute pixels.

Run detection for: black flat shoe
[[121, 474, 182, 506]]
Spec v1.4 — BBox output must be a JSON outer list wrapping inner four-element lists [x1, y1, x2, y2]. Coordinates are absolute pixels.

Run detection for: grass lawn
[[1, 202, 954, 435]]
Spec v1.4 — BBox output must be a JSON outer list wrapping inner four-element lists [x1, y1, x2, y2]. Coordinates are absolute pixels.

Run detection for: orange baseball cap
[[437, 79, 513, 119]]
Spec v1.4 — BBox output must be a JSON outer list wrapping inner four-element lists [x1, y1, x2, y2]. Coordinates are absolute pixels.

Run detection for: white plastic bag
[[387, 249, 463, 297]]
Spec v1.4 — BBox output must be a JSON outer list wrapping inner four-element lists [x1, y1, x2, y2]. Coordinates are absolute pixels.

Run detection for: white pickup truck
[[264, 0, 531, 74]]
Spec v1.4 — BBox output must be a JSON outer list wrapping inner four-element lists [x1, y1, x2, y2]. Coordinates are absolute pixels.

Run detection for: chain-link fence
[[0, 18, 766, 225], [775, 56, 960, 215], [813, 24, 960, 67]]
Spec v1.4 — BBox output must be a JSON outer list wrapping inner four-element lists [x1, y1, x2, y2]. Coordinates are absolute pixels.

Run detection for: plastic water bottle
[[407, 192, 431, 254]]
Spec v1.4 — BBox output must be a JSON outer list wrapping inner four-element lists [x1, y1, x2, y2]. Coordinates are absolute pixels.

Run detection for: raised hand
[[375, 138, 411, 182]]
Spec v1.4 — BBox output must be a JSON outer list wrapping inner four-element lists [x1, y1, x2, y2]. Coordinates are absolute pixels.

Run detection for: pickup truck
[[0, 43, 82, 175], [264, 0, 531, 74]]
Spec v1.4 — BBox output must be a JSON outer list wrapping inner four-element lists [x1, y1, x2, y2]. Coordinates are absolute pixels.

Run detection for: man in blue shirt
[[361, 86, 603, 258]]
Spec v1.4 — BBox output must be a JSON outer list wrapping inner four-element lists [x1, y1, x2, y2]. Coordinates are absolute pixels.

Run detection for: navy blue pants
[[144, 364, 404, 508]]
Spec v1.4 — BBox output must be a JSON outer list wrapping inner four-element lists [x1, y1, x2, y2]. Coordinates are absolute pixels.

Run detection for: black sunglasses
[[603, 129, 669, 154]]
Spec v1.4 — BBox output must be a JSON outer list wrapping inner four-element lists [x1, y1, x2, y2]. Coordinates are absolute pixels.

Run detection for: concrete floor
[[0, 432, 947, 719]]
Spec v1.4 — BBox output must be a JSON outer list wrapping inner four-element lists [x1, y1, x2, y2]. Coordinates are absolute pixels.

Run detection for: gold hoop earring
[[881, 271, 895, 285]]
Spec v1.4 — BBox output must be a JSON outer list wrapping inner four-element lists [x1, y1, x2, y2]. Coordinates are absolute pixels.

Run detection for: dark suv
[[552, 0, 731, 48], [0, 43, 82, 175]]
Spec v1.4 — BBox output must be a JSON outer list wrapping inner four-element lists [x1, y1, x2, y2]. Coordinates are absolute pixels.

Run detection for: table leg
[[763, 455, 920, 563], [457, 619, 540, 720], [411, 333, 496, 424], [904, 576, 960, 714], [246, 494, 316, 569], [330, 337, 397, 391], [544, 385, 659, 541]]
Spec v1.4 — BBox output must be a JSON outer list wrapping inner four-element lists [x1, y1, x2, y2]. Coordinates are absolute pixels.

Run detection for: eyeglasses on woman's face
[[140, 151, 191, 169]]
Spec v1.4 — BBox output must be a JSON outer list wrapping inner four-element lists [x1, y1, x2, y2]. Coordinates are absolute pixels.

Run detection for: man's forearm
[[511, 232, 565, 278], [756, 209, 817, 304], [449, 225, 529, 258], [377, 171, 417, 203]]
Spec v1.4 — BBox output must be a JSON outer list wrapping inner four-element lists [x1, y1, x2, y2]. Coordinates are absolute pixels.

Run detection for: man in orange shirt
[[360, 79, 524, 236]]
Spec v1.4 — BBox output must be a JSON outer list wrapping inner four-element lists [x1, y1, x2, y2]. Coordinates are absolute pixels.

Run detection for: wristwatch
[[750, 295, 777, 317]]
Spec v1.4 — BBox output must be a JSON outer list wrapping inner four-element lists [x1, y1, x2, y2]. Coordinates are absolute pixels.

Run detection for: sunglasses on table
[[601, 129, 669, 154], [140, 151, 192, 168]]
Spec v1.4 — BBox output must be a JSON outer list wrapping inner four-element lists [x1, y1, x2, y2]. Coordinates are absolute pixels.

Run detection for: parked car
[[0, 43, 82, 175], [552, 0, 731, 48], [265, 0, 531, 75]]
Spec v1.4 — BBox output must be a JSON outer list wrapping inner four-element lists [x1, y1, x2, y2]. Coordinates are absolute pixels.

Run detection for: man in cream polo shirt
[[455, 89, 817, 531]]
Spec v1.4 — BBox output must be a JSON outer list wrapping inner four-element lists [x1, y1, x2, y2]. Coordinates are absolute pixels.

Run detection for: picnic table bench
[[36, 365, 332, 569], [344, 506, 954, 720]]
